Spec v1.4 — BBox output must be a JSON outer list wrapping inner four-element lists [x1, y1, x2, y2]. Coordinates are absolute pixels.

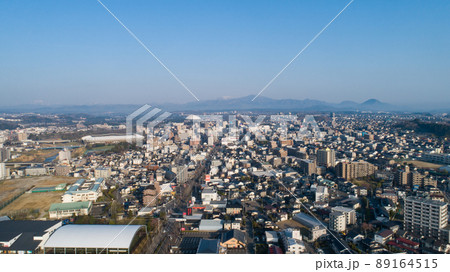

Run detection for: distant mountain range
[[0, 96, 448, 115], [159, 95, 396, 112]]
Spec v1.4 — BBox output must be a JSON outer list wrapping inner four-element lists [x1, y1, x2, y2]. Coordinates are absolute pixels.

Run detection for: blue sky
[[0, 0, 449, 106]]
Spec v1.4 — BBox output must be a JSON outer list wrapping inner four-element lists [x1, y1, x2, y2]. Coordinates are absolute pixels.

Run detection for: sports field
[[0, 191, 63, 217], [0, 176, 77, 202], [0, 176, 78, 218], [403, 160, 444, 170]]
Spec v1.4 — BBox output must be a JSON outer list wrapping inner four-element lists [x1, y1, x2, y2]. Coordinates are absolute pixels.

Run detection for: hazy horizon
[[0, 94, 449, 109]]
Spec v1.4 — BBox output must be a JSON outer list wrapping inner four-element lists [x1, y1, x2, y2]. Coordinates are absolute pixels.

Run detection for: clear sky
[[0, 0, 449, 106]]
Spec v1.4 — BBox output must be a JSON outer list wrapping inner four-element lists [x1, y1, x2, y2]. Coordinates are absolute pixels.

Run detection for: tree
[[252, 221, 259, 229], [159, 211, 166, 220], [349, 242, 362, 254], [361, 222, 373, 237], [389, 210, 396, 220]]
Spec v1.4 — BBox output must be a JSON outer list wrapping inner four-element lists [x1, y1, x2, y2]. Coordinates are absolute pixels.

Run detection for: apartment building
[[298, 159, 316, 176], [404, 196, 449, 244], [0, 147, 10, 162], [94, 167, 111, 179], [317, 148, 335, 168], [336, 160, 377, 180], [329, 211, 346, 232], [331, 206, 357, 225]]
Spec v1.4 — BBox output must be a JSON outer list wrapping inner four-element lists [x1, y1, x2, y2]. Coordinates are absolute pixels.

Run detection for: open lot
[[85, 144, 114, 154], [9, 149, 59, 163], [72, 146, 86, 157], [276, 219, 307, 230], [0, 191, 63, 217], [0, 176, 78, 219], [0, 176, 78, 203], [403, 160, 444, 170]]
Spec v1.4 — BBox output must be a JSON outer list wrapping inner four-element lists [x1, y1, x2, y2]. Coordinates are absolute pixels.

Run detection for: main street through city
[[145, 146, 219, 253]]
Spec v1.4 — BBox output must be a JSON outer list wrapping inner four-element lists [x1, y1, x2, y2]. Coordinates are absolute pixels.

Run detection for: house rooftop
[[377, 229, 394, 238], [221, 230, 245, 244]]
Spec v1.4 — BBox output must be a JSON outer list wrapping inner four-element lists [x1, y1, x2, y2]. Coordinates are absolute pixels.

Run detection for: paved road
[[245, 215, 255, 254], [146, 220, 179, 253], [146, 147, 219, 253]]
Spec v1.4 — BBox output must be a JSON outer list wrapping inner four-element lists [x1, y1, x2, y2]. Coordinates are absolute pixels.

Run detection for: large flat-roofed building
[[0, 220, 62, 254], [43, 224, 147, 254], [62, 178, 105, 203], [49, 201, 92, 219], [293, 213, 327, 242], [421, 153, 450, 165], [199, 219, 223, 231], [81, 135, 144, 144], [25, 166, 47, 176], [404, 196, 449, 244]]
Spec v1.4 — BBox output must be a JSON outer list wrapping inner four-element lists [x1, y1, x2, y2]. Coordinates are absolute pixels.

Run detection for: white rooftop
[[44, 224, 144, 249]]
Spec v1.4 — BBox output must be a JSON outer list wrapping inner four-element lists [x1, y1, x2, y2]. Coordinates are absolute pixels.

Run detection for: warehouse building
[[199, 219, 223, 231], [0, 219, 62, 254], [43, 224, 147, 254], [81, 135, 144, 144], [293, 213, 327, 242]]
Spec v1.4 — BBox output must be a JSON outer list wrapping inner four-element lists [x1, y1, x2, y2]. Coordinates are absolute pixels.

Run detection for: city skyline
[[2, 0, 450, 265], [1, 0, 449, 107]]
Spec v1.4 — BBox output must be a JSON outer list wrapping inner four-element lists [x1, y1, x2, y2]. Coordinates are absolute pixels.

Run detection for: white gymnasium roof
[[44, 224, 145, 249]]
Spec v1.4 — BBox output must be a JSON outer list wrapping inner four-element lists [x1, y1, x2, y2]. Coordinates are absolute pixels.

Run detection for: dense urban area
[[0, 110, 449, 254]]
